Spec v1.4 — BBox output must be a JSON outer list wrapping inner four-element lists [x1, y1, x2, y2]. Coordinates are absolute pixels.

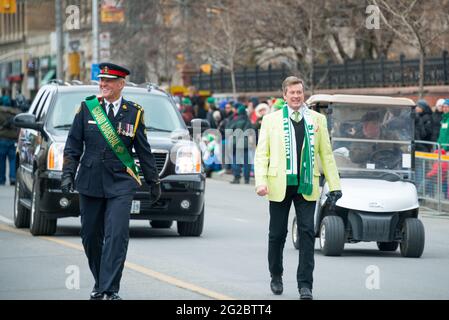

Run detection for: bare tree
[[372, 0, 449, 97], [189, 0, 252, 97]]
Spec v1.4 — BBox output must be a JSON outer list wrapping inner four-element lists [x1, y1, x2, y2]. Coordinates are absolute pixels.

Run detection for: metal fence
[[415, 141, 449, 214], [191, 51, 449, 93]]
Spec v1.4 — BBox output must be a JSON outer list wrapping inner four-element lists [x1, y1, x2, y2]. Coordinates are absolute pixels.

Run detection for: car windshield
[[329, 103, 414, 177], [47, 90, 184, 132]]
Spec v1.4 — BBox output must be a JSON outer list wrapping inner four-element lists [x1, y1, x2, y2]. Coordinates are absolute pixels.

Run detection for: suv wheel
[[150, 220, 173, 229], [177, 205, 204, 236], [30, 172, 57, 236], [13, 169, 30, 228]]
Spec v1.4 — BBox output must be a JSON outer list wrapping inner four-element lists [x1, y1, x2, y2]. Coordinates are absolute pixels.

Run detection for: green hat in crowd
[[206, 97, 216, 105], [237, 105, 247, 115], [182, 97, 192, 106], [272, 98, 285, 110]]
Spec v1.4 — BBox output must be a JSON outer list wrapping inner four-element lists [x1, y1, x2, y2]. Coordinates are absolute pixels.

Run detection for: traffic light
[[0, 0, 17, 14]]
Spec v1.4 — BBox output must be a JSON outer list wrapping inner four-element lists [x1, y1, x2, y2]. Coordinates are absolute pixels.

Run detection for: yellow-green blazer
[[254, 109, 341, 202]]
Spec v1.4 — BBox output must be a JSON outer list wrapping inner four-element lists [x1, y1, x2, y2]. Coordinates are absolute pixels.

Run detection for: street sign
[[91, 63, 100, 80], [99, 32, 111, 60], [99, 32, 111, 50]]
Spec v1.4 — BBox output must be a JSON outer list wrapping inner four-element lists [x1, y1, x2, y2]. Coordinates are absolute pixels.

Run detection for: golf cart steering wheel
[[369, 148, 401, 170]]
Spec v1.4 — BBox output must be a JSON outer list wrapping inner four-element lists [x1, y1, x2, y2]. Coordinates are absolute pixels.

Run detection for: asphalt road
[[1, 179, 448, 300]]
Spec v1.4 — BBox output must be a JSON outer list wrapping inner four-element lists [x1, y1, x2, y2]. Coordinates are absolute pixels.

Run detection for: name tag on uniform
[[443, 123, 448, 129], [88, 120, 97, 124]]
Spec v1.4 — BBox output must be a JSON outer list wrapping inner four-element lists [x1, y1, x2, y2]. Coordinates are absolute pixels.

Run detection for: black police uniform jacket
[[63, 97, 159, 198]]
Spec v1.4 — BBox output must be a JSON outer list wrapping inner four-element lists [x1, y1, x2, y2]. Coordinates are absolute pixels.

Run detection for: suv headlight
[[47, 142, 65, 171], [175, 145, 201, 174]]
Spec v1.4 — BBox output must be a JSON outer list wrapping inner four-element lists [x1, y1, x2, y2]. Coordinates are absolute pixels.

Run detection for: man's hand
[[256, 185, 269, 196], [149, 180, 161, 205], [326, 190, 342, 212], [61, 173, 74, 196]]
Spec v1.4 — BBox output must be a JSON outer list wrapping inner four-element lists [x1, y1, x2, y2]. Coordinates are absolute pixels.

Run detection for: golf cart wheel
[[319, 216, 345, 256], [377, 241, 399, 251], [292, 216, 299, 250], [400, 218, 425, 258]]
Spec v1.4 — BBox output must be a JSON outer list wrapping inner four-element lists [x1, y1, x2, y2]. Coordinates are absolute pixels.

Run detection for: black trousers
[[268, 185, 316, 290], [79, 193, 133, 294]]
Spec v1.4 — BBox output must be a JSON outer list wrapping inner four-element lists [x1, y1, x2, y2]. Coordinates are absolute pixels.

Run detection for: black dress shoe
[[299, 287, 313, 300], [89, 291, 104, 300], [104, 292, 122, 300], [270, 275, 283, 295]]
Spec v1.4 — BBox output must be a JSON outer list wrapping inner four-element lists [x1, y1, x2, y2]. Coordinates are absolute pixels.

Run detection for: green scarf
[[283, 103, 315, 195]]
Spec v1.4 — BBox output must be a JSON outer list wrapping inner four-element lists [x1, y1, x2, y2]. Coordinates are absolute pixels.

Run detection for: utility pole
[[92, 0, 99, 64], [55, 0, 64, 80]]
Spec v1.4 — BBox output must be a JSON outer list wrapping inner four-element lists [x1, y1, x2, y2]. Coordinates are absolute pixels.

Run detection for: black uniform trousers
[[268, 185, 316, 290], [79, 193, 133, 294]]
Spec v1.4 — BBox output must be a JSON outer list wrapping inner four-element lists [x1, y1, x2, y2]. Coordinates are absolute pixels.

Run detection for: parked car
[[13, 81, 209, 236]]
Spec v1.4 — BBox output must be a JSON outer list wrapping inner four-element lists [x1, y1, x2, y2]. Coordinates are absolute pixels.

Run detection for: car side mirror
[[13, 113, 43, 131], [188, 118, 211, 135]]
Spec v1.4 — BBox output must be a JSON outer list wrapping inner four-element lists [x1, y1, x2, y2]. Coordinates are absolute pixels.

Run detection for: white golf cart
[[292, 94, 425, 258]]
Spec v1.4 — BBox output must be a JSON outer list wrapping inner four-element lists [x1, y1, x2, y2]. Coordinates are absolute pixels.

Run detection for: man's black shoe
[[104, 292, 122, 300], [89, 291, 104, 300], [299, 287, 313, 300], [10, 180, 16, 186], [270, 275, 283, 295]]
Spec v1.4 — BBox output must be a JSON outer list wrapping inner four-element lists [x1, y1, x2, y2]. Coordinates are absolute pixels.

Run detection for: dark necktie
[[107, 103, 115, 121]]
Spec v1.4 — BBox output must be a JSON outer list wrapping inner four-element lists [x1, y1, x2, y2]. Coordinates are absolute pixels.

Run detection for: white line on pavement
[[0, 214, 13, 225]]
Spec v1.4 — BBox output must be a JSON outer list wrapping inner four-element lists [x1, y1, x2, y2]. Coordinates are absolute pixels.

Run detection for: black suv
[[13, 82, 208, 236]]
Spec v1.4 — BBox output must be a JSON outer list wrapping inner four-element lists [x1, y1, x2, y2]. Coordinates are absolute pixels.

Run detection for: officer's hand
[[326, 190, 342, 212], [61, 173, 74, 196], [149, 180, 161, 205]]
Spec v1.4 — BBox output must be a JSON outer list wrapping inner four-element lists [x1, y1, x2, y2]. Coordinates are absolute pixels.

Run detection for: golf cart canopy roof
[[306, 94, 415, 107]]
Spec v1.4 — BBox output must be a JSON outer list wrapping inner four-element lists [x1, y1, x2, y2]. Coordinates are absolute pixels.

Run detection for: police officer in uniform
[[62, 63, 161, 300]]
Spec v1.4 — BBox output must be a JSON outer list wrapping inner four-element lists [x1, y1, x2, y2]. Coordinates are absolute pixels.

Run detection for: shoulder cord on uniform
[[132, 108, 142, 140]]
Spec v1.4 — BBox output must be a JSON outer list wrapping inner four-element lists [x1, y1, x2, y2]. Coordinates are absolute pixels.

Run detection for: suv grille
[[135, 150, 169, 177]]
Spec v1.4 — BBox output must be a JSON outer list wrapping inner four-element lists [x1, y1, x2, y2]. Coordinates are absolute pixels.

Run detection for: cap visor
[[98, 74, 119, 79]]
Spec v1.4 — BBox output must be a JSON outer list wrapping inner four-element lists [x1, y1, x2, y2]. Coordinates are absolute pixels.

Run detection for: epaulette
[[132, 102, 143, 110]]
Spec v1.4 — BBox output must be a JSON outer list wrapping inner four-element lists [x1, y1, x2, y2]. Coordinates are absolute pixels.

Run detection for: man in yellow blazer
[[255, 76, 342, 300]]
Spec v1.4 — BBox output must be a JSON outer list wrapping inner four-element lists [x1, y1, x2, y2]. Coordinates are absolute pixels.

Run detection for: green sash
[[84, 95, 141, 185]]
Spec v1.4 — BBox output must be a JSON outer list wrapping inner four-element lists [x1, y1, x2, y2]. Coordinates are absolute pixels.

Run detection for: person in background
[[254, 103, 270, 131], [437, 99, 449, 151], [14, 88, 29, 111], [227, 104, 254, 184], [0, 103, 21, 185], [180, 97, 194, 125], [415, 99, 433, 152], [271, 98, 284, 113], [431, 98, 445, 143], [425, 149, 448, 198], [206, 97, 219, 128]]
